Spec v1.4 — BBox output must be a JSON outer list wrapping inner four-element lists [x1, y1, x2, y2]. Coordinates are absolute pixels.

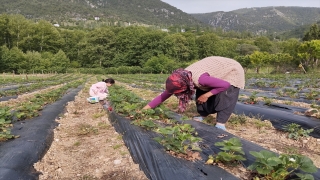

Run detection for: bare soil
[[33, 84, 148, 180]]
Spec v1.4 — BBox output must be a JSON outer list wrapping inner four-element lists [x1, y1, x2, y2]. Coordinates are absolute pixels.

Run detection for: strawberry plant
[[131, 109, 159, 130], [269, 81, 283, 88], [305, 90, 319, 100], [297, 84, 305, 91], [0, 107, 17, 141], [228, 114, 247, 126], [283, 88, 299, 99], [276, 89, 284, 97], [248, 150, 317, 180], [254, 81, 267, 88], [108, 85, 202, 156], [135, 107, 170, 120], [120, 103, 141, 117], [206, 137, 245, 164], [15, 102, 43, 120], [283, 123, 313, 140], [40, 92, 61, 103], [244, 91, 259, 104], [154, 124, 202, 154], [132, 119, 157, 130], [263, 96, 273, 106], [307, 103, 320, 119]]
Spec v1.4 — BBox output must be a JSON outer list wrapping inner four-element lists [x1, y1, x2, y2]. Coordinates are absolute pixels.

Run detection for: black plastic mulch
[[171, 114, 320, 179], [239, 89, 320, 105], [234, 102, 320, 138], [0, 86, 82, 180], [107, 111, 239, 180], [0, 96, 18, 102]]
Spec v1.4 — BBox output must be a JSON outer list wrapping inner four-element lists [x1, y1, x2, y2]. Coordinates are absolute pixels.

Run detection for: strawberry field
[[107, 72, 320, 180], [0, 73, 88, 179], [1, 72, 320, 180]]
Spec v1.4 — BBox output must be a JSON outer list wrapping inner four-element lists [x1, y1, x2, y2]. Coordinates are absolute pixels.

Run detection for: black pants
[[196, 85, 240, 123]]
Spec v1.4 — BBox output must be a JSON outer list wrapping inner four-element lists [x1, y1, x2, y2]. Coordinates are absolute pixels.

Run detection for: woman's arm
[[198, 73, 230, 95], [196, 73, 230, 104], [143, 90, 172, 109]]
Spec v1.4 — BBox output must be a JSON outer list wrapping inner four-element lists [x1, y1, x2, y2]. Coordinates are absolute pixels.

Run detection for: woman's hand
[[197, 95, 208, 104], [197, 92, 213, 104], [142, 105, 151, 110]]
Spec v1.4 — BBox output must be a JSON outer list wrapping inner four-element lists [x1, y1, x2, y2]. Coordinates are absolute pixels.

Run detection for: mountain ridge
[[190, 6, 320, 34], [0, 0, 205, 27], [0, 1, 319, 36]]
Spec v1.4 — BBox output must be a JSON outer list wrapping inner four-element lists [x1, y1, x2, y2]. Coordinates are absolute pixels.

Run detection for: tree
[[79, 27, 115, 67], [163, 33, 192, 62], [249, 51, 271, 73], [7, 14, 32, 49], [0, 45, 9, 72], [254, 36, 273, 53], [298, 40, 320, 69], [0, 14, 11, 48], [180, 32, 198, 61], [20, 20, 64, 53], [59, 29, 86, 62], [1, 46, 26, 73], [196, 33, 221, 59], [50, 50, 70, 73], [236, 43, 259, 56], [144, 55, 178, 73], [21, 51, 42, 72], [303, 24, 320, 41], [134, 30, 167, 66], [269, 53, 293, 73], [218, 39, 238, 58], [112, 26, 145, 67], [280, 38, 301, 63], [234, 55, 252, 73]]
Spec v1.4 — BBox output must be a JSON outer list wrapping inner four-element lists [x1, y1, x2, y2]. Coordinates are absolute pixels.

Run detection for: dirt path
[[33, 84, 148, 180]]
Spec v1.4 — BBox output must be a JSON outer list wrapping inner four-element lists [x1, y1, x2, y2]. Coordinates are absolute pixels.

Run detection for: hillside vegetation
[[191, 7, 320, 34], [1, 14, 320, 75], [0, 0, 204, 27], [0, 1, 319, 36]]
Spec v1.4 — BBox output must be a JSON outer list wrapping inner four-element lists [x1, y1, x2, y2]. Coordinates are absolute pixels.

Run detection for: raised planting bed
[[106, 111, 239, 180], [104, 105, 320, 180], [105, 85, 320, 180], [0, 86, 83, 179], [234, 102, 320, 138]]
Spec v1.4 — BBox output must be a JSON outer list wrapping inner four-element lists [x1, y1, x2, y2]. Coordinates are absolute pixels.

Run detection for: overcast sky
[[160, 0, 320, 13]]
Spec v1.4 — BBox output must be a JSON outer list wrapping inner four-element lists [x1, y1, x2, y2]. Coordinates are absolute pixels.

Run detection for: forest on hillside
[[0, 0, 204, 28], [1, 14, 320, 74]]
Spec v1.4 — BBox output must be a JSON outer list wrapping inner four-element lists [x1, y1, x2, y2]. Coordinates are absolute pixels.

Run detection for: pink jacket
[[89, 82, 108, 100]]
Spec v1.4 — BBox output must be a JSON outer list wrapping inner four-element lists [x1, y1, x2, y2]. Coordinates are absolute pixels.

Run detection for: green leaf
[[256, 166, 272, 175], [298, 156, 318, 173], [249, 151, 266, 159], [295, 173, 314, 180], [267, 157, 282, 166]]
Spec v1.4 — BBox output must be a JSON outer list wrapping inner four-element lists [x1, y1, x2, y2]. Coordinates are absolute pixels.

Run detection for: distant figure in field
[[88, 78, 115, 103]]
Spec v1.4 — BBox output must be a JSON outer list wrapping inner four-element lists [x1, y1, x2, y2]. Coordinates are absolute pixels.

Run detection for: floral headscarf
[[166, 68, 195, 113]]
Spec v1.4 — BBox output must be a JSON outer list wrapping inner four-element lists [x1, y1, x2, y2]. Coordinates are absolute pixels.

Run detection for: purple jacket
[[148, 73, 230, 108]]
